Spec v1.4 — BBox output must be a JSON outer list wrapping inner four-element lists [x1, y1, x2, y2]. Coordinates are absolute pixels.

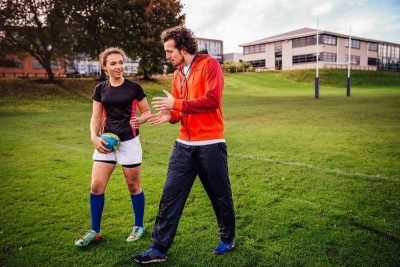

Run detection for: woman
[[75, 47, 151, 247]]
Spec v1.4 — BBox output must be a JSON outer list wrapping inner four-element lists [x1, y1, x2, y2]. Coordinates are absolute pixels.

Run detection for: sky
[[181, 0, 400, 53]]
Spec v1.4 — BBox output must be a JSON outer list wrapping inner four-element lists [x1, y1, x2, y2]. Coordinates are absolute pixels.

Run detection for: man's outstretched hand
[[152, 90, 175, 111]]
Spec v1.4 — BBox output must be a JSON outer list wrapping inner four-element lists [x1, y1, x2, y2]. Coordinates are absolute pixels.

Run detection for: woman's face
[[103, 53, 124, 79]]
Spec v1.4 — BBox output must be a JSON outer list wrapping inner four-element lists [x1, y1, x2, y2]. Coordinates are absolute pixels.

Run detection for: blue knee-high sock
[[90, 193, 104, 233], [131, 191, 145, 227]]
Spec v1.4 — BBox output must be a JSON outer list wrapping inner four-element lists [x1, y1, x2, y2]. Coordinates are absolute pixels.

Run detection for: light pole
[[315, 18, 319, 99], [347, 25, 351, 97]]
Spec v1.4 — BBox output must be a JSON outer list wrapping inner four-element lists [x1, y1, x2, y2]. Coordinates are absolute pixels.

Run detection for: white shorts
[[93, 135, 142, 166]]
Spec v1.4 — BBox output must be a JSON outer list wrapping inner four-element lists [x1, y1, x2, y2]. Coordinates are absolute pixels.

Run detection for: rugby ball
[[100, 133, 120, 151]]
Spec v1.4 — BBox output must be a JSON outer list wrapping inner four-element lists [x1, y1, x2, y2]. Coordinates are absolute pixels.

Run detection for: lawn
[[0, 70, 399, 266]]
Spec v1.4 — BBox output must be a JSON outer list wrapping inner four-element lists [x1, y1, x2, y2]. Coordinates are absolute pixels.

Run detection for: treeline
[[0, 0, 184, 81]]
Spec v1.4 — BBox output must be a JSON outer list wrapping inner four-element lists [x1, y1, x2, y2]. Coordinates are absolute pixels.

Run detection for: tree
[[0, 0, 73, 82], [0, 0, 185, 81], [69, 0, 127, 80], [198, 49, 208, 54], [69, 0, 184, 80], [123, 0, 185, 80]]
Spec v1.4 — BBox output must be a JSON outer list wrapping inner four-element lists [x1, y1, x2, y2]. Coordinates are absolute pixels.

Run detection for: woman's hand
[[91, 136, 110, 154], [148, 110, 172, 125], [131, 98, 152, 128], [130, 116, 143, 128]]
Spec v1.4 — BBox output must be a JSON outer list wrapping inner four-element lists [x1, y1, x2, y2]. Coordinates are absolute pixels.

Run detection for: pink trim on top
[[131, 99, 138, 137], [102, 110, 107, 133]]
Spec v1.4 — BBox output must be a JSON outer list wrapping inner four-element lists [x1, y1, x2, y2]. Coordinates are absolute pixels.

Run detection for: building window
[[197, 39, 223, 61], [320, 34, 337, 45], [32, 59, 61, 69], [51, 60, 61, 69], [292, 52, 336, 64], [292, 35, 337, 48], [293, 53, 317, 64], [345, 55, 360, 65], [344, 39, 361, 49], [368, 42, 378, 51], [0, 57, 22, 68], [377, 43, 400, 71], [292, 36, 317, 48], [319, 52, 337, 62], [368, 57, 377, 66], [14, 59, 22, 68], [32, 59, 42, 69], [243, 44, 266, 55], [248, 59, 266, 67], [274, 42, 282, 52]]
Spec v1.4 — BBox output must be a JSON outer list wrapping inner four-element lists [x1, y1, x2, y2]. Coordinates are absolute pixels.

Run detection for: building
[[66, 55, 139, 76], [197, 37, 223, 63], [0, 54, 65, 78], [223, 53, 243, 63], [1, 37, 222, 77], [239, 28, 400, 71], [0, 54, 139, 78]]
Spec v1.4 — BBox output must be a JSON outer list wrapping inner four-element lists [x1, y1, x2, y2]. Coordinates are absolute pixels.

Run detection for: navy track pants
[[151, 141, 235, 252]]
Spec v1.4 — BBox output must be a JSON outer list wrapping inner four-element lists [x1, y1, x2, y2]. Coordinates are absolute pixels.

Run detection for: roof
[[239, 27, 400, 47], [197, 37, 223, 43], [239, 28, 317, 46]]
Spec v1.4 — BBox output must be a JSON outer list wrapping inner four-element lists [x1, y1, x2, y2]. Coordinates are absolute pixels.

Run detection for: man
[[132, 26, 235, 264]]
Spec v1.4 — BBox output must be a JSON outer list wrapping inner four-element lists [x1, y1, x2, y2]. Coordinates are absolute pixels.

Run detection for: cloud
[[181, 0, 400, 53], [183, 0, 237, 34], [323, 5, 400, 43], [311, 1, 335, 16]]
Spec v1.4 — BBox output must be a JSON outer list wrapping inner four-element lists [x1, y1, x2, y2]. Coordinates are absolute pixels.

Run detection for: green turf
[[0, 70, 399, 266]]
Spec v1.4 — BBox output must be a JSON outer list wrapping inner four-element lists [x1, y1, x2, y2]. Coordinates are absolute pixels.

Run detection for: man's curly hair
[[161, 26, 198, 54]]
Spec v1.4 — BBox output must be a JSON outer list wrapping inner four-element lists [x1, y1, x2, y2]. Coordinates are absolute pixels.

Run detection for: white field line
[[229, 153, 396, 181], [141, 139, 398, 182]]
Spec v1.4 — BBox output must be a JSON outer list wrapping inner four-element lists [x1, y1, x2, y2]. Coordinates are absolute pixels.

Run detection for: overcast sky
[[181, 0, 400, 53]]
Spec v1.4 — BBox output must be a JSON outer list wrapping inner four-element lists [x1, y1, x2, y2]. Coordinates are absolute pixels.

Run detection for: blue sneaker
[[213, 240, 235, 255], [132, 247, 167, 264]]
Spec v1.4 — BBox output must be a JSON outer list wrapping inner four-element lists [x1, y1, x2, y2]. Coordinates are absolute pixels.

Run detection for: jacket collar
[[177, 54, 197, 73], [176, 54, 210, 77]]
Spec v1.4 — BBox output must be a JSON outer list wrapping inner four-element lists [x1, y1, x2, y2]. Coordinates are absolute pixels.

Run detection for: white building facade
[[67, 55, 139, 76], [240, 28, 400, 71], [197, 38, 223, 63], [223, 53, 243, 63]]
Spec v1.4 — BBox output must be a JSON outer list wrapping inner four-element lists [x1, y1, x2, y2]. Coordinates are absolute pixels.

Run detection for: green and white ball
[[100, 133, 120, 151]]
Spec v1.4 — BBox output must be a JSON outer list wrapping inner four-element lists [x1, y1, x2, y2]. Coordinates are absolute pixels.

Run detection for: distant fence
[[253, 64, 379, 72], [254, 67, 272, 72], [0, 73, 66, 78], [325, 64, 377, 71], [0, 72, 172, 79]]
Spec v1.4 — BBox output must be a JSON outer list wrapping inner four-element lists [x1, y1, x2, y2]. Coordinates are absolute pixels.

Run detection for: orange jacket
[[170, 54, 224, 141]]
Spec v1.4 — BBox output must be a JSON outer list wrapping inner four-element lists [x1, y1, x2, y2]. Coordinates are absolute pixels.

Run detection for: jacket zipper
[[184, 77, 191, 140], [180, 55, 197, 141]]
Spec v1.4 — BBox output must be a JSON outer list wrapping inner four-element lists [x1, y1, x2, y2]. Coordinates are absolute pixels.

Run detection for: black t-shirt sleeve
[[92, 83, 102, 102], [135, 83, 146, 102]]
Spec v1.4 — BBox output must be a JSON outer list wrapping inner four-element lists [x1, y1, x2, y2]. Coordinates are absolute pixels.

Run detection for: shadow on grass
[[337, 216, 400, 244]]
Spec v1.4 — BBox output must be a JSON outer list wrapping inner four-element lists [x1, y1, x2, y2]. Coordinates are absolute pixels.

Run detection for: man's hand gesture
[[152, 90, 175, 111]]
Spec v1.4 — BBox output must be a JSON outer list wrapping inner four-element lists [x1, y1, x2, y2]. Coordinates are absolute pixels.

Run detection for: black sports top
[[92, 79, 146, 141]]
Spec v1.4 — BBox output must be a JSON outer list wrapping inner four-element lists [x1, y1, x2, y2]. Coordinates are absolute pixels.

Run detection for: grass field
[[0, 70, 399, 266]]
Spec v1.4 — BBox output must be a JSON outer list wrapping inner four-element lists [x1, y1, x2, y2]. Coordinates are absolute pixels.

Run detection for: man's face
[[164, 39, 184, 67]]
